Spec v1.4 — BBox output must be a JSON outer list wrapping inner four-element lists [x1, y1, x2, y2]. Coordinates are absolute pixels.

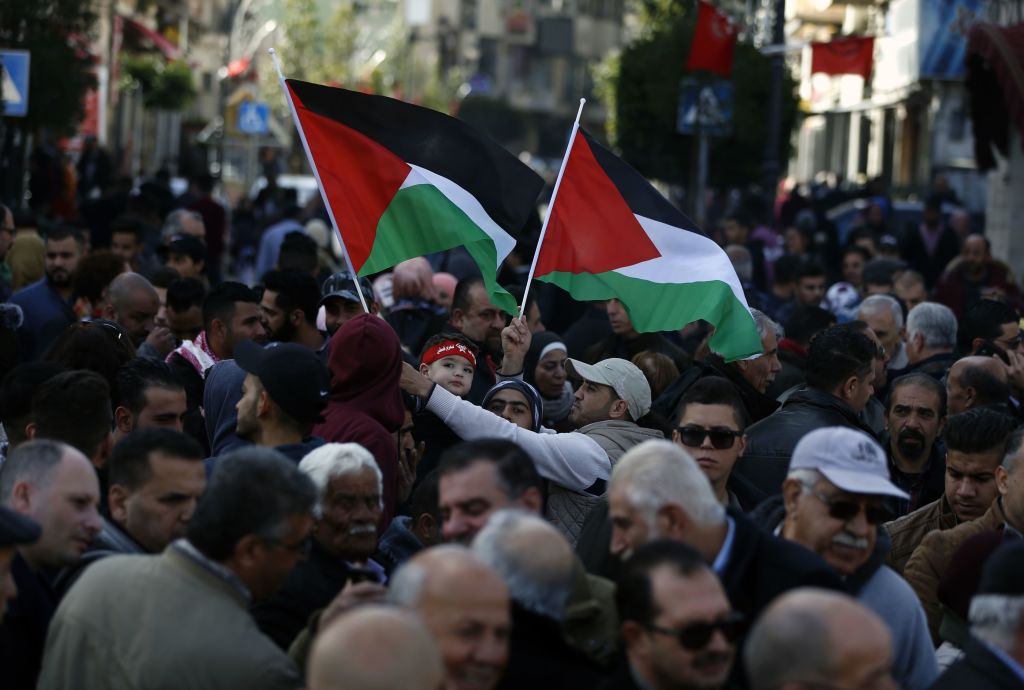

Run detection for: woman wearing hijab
[[523, 332, 574, 431]]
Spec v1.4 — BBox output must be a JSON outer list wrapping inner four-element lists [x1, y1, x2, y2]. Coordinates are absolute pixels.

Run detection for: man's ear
[[450, 308, 465, 329], [621, 620, 649, 656], [94, 432, 113, 469], [230, 533, 265, 572], [289, 308, 305, 328], [972, 337, 985, 354], [782, 478, 805, 514], [609, 398, 630, 421], [210, 317, 227, 340], [101, 302, 116, 320], [24, 422, 36, 440], [840, 374, 859, 403], [737, 433, 748, 457], [996, 466, 1010, 497], [114, 406, 134, 434], [517, 486, 543, 515], [655, 503, 688, 541], [257, 390, 273, 419], [10, 481, 32, 514], [108, 484, 130, 524], [413, 513, 438, 544]]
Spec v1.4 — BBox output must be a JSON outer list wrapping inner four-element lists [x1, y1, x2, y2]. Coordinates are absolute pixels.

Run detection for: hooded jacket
[[313, 314, 405, 524], [203, 360, 249, 457]]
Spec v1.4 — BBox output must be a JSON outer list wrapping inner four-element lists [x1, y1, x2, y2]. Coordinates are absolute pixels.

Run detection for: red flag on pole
[[811, 36, 875, 80], [686, 1, 738, 78]]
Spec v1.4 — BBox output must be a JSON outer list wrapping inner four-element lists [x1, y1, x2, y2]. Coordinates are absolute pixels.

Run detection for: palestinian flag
[[284, 79, 544, 313], [535, 129, 761, 361]]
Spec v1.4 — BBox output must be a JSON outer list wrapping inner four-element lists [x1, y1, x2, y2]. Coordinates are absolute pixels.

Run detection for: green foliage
[[120, 55, 196, 110], [600, 1, 797, 188], [0, 0, 99, 133], [279, 0, 357, 86]]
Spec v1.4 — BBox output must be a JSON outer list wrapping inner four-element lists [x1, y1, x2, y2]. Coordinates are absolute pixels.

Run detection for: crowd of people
[[0, 166, 1023, 690]]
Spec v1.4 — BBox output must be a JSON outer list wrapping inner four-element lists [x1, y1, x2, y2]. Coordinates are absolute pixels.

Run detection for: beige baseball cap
[[564, 358, 651, 421]]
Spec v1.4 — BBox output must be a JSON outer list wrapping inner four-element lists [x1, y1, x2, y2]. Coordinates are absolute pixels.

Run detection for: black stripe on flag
[[580, 129, 705, 236], [287, 79, 544, 236]]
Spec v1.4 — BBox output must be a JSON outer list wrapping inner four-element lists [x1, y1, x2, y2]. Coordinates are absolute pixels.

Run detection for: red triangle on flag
[[535, 134, 661, 277]]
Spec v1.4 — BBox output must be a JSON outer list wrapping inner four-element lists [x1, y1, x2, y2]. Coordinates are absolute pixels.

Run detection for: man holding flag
[[400, 316, 663, 545]]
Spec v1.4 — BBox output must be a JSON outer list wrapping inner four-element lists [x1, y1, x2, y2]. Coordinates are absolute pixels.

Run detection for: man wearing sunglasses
[[609, 440, 841, 688], [672, 377, 764, 511], [769, 427, 938, 690], [608, 540, 739, 690]]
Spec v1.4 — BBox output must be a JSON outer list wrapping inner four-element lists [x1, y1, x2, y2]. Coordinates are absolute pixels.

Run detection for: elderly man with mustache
[[251, 443, 388, 650], [754, 427, 938, 690]]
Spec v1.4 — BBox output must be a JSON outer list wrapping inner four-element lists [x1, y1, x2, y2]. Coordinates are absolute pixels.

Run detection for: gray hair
[[858, 294, 904, 329], [471, 509, 574, 621], [969, 595, 1024, 652], [162, 209, 203, 241], [108, 272, 157, 311], [0, 440, 72, 503], [299, 443, 383, 518], [1003, 427, 1024, 473], [751, 308, 783, 342], [610, 440, 726, 531], [906, 302, 957, 350]]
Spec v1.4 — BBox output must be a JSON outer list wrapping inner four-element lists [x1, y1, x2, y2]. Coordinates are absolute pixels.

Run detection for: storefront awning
[[966, 22, 1024, 170], [122, 16, 181, 61]]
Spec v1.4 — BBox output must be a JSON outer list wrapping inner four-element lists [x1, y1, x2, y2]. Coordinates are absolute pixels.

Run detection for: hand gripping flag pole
[[519, 98, 586, 320], [269, 48, 369, 313]]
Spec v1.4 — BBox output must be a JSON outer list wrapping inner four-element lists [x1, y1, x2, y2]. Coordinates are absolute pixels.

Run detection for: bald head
[[390, 545, 510, 690], [471, 509, 574, 620], [105, 272, 159, 346], [744, 589, 894, 690], [392, 257, 436, 302], [947, 356, 1011, 416], [308, 606, 443, 690]]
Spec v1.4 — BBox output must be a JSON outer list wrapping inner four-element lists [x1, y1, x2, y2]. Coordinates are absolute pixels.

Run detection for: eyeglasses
[[803, 486, 891, 525], [676, 425, 741, 450], [647, 611, 745, 651]]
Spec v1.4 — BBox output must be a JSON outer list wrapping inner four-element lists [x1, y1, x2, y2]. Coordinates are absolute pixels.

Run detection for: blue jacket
[[9, 278, 75, 359]]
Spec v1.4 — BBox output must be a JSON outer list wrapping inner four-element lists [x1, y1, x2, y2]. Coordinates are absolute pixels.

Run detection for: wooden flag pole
[[269, 48, 370, 313], [519, 98, 586, 320]]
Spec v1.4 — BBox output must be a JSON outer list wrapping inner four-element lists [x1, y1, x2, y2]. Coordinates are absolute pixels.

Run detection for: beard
[[895, 429, 927, 461], [47, 267, 72, 287], [269, 319, 297, 344]]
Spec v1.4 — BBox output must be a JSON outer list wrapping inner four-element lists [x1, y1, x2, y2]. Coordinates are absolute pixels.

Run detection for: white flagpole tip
[[268, 47, 276, 55]]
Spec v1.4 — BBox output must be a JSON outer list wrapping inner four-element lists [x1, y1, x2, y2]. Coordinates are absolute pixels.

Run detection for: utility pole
[[760, 0, 785, 208]]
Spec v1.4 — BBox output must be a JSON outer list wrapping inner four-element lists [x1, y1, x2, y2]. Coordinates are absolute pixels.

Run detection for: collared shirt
[[711, 516, 737, 575], [981, 639, 1024, 685], [172, 539, 251, 604]]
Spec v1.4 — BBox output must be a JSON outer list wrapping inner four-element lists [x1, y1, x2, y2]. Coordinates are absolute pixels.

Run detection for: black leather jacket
[[735, 388, 878, 496]]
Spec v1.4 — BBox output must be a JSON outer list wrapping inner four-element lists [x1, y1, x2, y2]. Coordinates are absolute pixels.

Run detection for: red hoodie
[[313, 314, 405, 525]]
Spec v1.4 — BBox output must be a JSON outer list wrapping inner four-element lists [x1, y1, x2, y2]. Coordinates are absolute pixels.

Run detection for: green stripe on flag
[[538, 271, 762, 361], [361, 183, 517, 314]]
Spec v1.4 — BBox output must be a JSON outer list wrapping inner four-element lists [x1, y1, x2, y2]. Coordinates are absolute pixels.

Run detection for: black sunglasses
[[676, 425, 741, 450], [647, 611, 745, 651], [805, 487, 891, 525]]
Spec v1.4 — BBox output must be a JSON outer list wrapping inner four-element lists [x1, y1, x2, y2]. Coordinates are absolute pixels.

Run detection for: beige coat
[[903, 499, 1007, 644], [884, 495, 959, 576], [38, 547, 300, 690]]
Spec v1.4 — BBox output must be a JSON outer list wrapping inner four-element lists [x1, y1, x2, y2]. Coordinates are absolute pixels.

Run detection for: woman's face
[[534, 348, 567, 398]]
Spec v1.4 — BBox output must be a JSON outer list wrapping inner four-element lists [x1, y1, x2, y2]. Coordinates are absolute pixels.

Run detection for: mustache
[[897, 429, 925, 444], [832, 532, 870, 550]]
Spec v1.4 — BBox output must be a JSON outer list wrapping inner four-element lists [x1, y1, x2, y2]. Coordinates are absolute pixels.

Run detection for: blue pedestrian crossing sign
[[1, 50, 30, 118], [238, 101, 269, 135], [677, 78, 733, 137]]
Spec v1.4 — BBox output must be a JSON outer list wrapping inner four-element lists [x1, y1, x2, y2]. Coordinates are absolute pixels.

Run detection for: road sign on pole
[[1, 50, 31, 118], [237, 100, 269, 135], [676, 78, 733, 137]]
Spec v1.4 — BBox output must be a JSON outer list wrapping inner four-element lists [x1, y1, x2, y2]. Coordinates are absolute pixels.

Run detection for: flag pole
[[269, 48, 370, 313], [519, 98, 586, 319]]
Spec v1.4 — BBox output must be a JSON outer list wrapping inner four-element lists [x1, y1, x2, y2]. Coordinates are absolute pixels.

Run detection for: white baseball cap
[[790, 427, 908, 499], [565, 358, 651, 421]]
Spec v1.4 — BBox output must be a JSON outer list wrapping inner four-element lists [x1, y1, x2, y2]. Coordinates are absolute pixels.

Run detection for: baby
[[418, 334, 477, 397]]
